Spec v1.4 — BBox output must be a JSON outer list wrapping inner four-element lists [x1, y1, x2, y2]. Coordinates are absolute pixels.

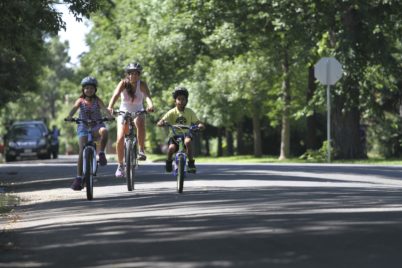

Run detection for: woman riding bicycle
[[107, 62, 154, 178], [157, 87, 205, 173], [66, 76, 112, 191]]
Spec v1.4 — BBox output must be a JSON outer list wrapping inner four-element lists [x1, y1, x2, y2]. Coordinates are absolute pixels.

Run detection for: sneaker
[[98, 152, 107, 166], [71, 177, 83, 191], [115, 165, 125, 178], [187, 160, 196, 173], [138, 151, 147, 161], [165, 160, 173, 172]]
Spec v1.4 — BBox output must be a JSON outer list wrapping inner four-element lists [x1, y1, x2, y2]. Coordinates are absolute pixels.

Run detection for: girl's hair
[[122, 78, 136, 101]]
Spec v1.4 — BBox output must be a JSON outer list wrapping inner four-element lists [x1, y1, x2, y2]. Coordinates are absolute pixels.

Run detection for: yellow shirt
[[161, 107, 199, 135]]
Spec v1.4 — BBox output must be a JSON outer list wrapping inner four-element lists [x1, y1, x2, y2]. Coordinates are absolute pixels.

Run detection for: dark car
[[4, 121, 52, 162]]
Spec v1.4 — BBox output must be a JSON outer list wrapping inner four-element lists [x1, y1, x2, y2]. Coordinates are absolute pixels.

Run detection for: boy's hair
[[172, 87, 189, 100]]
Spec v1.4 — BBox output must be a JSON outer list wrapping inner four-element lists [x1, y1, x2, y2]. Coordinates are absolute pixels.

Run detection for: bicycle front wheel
[[125, 140, 136, 191], [84, 148, 94, 200], [177, 154, 185, 193]]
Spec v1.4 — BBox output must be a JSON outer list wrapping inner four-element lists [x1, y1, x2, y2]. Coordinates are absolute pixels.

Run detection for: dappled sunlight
[[4, 162, 402, 267]]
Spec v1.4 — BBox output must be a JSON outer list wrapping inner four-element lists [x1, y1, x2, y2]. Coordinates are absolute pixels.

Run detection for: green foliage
[[299, 140, 333, 162], [2, 0, 402, 159], [0, 0, 106, 108]]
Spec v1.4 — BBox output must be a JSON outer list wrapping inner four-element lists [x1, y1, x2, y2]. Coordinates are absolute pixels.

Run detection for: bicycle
[[165, 123, 199, 193], [65, 117, 113, 200], [113, 109, 147, 191]]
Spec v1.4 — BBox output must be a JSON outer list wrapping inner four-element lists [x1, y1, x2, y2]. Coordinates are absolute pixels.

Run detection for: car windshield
[[10, 125, 43, 139]]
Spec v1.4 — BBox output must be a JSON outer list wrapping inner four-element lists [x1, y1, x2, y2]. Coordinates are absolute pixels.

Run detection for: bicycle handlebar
[[164, 123, 199, 135], [64, 117, 114, 124]]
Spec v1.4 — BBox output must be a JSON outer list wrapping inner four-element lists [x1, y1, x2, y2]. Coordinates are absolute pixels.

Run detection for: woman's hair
[[123, 78, 136, 101]]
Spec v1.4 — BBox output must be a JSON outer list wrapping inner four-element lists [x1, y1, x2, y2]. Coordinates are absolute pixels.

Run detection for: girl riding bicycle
[[157, 87, 205, 173], [66, 76, 112, 191]]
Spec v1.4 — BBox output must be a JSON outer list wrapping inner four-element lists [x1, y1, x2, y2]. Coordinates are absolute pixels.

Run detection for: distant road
[[1, 156, 402, 267]]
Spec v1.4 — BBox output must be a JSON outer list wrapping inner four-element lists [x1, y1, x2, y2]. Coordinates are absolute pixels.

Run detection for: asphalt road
[[2, 156, 402, 267]]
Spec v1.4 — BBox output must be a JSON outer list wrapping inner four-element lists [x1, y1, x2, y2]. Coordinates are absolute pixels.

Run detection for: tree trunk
[[306, 64, 319, 150], [217, 127, 223, 157], [225, 128, 234, 156], [204, 135, 210, 156], [236, 119, 246, 155], [332, 78, 366, 159], [252, 102, 262, 157], [279, 47, 291, 160], [331, 5, 366, 159]]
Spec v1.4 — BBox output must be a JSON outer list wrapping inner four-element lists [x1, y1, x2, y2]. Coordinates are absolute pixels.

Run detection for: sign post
[[314, 57, 343, 162]]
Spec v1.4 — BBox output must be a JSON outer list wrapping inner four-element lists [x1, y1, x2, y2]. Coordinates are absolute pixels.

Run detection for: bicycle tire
[[125, 140, 135, 191], [177, 154, 185, 193], [84, 148, 94, 200]]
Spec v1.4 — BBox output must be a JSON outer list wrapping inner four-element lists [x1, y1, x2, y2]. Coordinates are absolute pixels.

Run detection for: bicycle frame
[[166, 124, 198, 193], [173, 135, 187, 177], [114, 110, 146, 191], [65, 117, 112, 200]]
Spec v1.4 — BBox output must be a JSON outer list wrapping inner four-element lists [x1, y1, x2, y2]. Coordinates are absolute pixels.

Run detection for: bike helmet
[[81, 76, 98, 88], [124, 62, 142, 73], [172, 86, 189, 99]]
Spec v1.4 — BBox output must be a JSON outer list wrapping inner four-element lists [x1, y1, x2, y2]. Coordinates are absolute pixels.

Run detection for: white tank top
[[119, 80, 144, 112]]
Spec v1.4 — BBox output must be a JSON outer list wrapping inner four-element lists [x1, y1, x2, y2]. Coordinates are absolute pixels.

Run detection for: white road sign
[[314, 57, 343, 85]]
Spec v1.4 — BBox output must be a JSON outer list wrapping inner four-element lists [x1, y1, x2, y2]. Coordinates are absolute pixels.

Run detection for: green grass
[[0, 192, 18, 215]]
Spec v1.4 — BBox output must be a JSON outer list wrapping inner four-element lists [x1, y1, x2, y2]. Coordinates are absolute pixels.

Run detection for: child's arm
[[66, 99, 81, 119], [98, 98, 114, 119], [157, 113, 169, 127], [157, 119, 166, 127], [107, 80, 124, 112], [196, 121, 205, 130]]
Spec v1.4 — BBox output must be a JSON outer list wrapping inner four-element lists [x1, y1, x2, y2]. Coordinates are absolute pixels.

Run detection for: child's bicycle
[[165, 123, 199, 193], [65, 117, 114, 200], [113, 109, 147, 191]]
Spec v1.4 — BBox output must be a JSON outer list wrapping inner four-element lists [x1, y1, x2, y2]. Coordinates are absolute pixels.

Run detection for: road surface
[[1, 156, 402, 267]]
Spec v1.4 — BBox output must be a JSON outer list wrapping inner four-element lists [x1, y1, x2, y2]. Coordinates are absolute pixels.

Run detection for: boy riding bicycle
[[66, 76, 113, 190], [157, 87, 205, 173]]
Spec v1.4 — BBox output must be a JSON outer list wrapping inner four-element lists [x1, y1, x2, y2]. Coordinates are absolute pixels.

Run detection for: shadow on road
[[2, 160, 402, 267]]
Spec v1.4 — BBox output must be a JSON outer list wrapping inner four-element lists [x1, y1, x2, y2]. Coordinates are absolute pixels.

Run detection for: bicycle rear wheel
[[125, 140, 136, 191], [84, 148, 94, 200], [177, 154, 185, 193]]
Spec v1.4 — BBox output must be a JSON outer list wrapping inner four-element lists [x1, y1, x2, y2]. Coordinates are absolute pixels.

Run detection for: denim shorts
[[77, 123, 106, 138]]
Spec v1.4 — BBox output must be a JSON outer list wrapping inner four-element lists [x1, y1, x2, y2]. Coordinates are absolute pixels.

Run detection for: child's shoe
[[98, 152, 107, 166], [71, 177, 83, 191], [138, 150, 147, 161], [187, 160, 196, 173], [165, 160, 173, 172], [115, 164, 125, 178]]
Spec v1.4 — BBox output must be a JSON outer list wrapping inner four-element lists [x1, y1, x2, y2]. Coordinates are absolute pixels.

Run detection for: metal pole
[[326, 59, 331, 163], [327, 84, 331, 163]]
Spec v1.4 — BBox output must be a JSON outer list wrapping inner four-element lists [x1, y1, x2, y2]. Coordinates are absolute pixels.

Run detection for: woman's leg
[[116, 122, 127, 165], [134, 116, 145, 152]]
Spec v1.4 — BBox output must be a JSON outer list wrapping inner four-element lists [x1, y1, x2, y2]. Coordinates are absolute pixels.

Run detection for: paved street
[[1, 156, 402, 267]]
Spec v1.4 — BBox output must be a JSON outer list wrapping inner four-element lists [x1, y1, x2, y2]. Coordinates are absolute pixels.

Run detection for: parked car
[[3, 121, 52, 162]]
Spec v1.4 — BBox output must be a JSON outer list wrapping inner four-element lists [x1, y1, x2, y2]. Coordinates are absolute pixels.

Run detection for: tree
[[0, 0, 106, 107]]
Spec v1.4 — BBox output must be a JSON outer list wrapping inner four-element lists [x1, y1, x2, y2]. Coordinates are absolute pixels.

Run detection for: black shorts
[[168, 133, 193, 146]]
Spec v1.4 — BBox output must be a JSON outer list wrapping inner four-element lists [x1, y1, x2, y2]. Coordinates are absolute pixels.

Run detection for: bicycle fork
[[83, 146, 98, 176], [173, 152, 187, 176]]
